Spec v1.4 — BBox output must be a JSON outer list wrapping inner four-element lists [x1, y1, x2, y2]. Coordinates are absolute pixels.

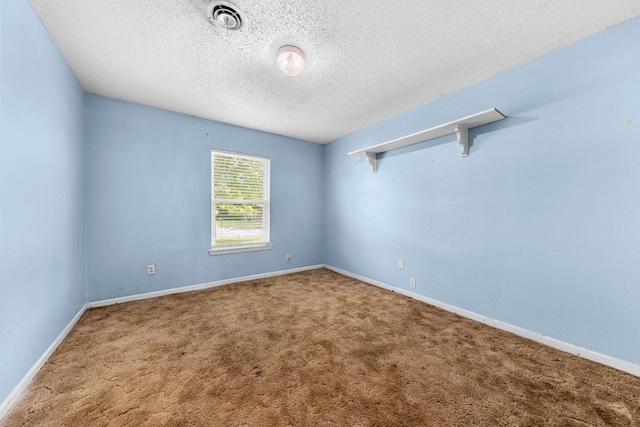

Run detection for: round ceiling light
[[207, 1, 244, 31], [276, 45, 305, 77]]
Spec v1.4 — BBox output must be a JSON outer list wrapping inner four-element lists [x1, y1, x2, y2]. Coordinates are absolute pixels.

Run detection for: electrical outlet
[[410, 278, 416, 288], [147, 264, 155, 275], [398, 259, 404, 269], [285, 254, 291, 262]]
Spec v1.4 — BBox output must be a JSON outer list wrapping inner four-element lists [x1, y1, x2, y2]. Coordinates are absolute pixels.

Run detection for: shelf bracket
[[365, 152, 377, 173], [455, 125, 469, 157]]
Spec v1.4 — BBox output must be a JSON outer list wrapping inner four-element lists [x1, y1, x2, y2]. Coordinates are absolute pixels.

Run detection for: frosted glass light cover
[[276, 45, 305, 77]]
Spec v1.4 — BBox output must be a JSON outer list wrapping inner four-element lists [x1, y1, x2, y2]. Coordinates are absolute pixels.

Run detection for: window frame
[[209, 149, 271, 256]]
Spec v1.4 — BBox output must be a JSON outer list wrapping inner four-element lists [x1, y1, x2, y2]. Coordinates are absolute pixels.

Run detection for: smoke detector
[[207, 1, 244, 31]]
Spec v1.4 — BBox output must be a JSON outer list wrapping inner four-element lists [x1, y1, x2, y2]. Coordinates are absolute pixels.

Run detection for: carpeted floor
[[2, 268, 639, 426]]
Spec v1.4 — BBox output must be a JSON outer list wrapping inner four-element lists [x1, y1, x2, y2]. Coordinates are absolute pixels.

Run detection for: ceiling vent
[[207, 1, 244, 31]]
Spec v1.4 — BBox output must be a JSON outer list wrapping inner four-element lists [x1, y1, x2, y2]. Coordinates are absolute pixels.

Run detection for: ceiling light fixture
[[276, 45, 305, 77]]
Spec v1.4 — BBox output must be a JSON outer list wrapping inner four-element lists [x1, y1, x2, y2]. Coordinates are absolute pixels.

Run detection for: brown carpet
[[2, 269, 639, 426]]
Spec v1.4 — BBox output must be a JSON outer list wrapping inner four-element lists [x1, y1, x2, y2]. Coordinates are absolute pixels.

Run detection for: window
[[210, 149, 271, 255]]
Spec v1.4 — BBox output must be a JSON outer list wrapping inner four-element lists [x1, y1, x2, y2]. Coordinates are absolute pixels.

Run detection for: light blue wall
[[0, 0, 85, 403], [325, 17, 640, 365], [84, 95, 325, 301]]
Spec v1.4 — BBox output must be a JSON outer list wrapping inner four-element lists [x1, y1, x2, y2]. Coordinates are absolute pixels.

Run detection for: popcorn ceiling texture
[[27, 0, 640, 143], [3, 269, 639, 426]]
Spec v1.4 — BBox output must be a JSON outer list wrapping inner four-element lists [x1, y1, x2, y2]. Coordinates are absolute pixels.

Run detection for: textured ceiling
[[27, 0, 640, 143]]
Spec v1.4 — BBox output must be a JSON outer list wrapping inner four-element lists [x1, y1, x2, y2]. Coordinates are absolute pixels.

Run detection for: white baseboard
[[87, 264, 325, 308], [0, 304, 88, 421], [325, 265, 640, 378]]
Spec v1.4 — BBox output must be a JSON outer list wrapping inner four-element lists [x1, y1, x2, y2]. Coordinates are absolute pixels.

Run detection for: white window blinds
[[210, 149, 271, 254]]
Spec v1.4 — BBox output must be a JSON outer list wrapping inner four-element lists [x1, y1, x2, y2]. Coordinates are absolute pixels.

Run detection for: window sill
[[209, 243, 272, 256]]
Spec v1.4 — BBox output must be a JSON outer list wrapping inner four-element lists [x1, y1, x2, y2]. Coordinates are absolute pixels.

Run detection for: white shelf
[[348, 108, 506, 172]]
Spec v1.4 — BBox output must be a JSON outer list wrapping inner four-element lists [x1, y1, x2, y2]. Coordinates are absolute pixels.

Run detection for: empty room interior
[[2, 0, 640, 425]]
